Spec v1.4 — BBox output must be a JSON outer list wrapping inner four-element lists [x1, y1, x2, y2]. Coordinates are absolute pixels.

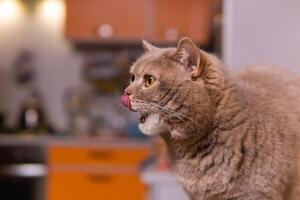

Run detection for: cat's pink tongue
[[121, 94, 133, 111]]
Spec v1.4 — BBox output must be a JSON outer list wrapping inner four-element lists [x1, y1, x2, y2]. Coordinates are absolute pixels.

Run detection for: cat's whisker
[[118, 59, 134, 67], [134, 99, 188, 122], [148, 101, 201, 126], [133, 100, 196, 129]]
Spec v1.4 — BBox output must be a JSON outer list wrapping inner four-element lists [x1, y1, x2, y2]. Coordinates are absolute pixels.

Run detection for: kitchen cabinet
[[153, 0, 213, 44], [65, 0, 148, 40], [48, 144, 151, 200], [65, 0, 213, 44], [49, 170, 146, 200], [49, 146, 150, 166]]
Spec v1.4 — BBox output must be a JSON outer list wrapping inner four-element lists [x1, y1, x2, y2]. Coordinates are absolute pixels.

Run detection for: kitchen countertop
[[0, 134, 152, 148], [141, 167, 189, 200]]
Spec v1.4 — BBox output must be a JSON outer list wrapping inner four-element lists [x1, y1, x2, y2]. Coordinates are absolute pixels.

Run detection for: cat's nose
[[124, 88, 132, 96]]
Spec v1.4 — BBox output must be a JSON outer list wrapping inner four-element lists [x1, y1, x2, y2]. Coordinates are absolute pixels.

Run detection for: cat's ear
[[142, 40, 159, 52], [174, 37, 200, 68], [174, 37, 210, 80]]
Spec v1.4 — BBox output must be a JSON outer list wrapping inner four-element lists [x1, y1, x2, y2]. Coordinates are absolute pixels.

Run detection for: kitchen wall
[[0, 0, 82, 131], [223, 0, 300, 71]]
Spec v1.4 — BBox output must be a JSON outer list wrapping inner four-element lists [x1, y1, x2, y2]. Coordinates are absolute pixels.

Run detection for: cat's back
[[236, 65, 300, 104], [236, 65, 300, 199], [236, 65, 300, 146]]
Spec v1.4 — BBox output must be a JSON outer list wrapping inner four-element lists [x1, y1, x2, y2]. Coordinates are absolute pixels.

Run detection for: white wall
[[223, 0, 300, 71], [0, 1, 82, 131]]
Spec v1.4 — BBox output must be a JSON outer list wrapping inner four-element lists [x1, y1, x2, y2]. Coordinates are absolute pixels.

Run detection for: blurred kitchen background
[[0, 0, 299, 200]]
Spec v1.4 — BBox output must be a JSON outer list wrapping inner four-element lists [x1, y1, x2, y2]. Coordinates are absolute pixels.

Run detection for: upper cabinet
[[65, 0, 213, 45], [153, 0, 213, 44], [65, 0, 147, 40]]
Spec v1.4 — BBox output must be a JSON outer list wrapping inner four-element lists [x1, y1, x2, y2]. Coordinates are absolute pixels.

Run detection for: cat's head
[[122, 38, 226, 139]]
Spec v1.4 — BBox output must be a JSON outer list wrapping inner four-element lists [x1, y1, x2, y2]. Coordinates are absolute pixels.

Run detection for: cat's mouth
[[139, 112, 150, 124]]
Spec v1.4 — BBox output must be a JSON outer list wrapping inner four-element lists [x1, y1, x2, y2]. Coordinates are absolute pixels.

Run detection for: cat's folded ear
[[173, 37, 211, 80], [142, 40, 159, 52], [174, 38, 226, 100]]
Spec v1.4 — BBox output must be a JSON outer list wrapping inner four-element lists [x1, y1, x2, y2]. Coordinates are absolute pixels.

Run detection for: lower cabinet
[[47, 145, 151, 200], [48, 169, 147, 200]]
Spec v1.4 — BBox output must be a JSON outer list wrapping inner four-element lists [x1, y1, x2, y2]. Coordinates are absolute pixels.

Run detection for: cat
[[121, 37, 300, 200]]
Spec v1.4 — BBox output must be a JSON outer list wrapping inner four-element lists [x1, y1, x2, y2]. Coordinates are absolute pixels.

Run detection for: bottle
[[18, 91, 49, 134]]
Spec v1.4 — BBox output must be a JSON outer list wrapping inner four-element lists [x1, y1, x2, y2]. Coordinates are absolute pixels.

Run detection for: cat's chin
[[138, 113, 167, 136]]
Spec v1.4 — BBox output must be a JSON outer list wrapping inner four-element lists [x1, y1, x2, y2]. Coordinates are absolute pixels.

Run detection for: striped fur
[[125, 38, 300, 200]]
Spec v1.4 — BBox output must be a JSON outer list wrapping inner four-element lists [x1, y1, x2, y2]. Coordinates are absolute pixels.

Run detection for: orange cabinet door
[[65, 0, 147, 40], [153, 0, 213, 44], [48, 169, 147, 200], [49, 146, 151, 166]]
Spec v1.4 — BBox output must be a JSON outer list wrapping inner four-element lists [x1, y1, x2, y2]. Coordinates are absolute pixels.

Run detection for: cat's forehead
[[130, 48, 176, 75], [130, 55, 158, 75]]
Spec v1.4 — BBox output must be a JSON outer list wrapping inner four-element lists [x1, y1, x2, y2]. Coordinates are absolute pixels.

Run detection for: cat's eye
[[144, 75, 155, 87], [131, 74, 135, 82]]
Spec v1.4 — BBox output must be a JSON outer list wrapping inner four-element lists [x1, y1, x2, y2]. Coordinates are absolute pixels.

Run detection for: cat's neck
[[161, 79, 251, 160], [160, 81, 255, 199], [214, 79, 251, 131], [161, 129, 218, 161]]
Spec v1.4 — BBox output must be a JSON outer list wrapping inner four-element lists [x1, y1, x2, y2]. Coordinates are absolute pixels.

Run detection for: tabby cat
[[121, 38, 300, 200]]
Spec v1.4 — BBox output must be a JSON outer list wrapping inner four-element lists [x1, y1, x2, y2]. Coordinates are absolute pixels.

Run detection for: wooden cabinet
[[153, 0, 213, 44], [49, 170, 146, 200], [65, 0, 148, 40], [65, 0, 213, 44], [49, 146, 151, 166], [48, 145, 151, 200]]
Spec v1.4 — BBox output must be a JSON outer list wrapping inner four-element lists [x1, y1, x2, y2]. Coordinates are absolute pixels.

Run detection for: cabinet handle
[[164, 28, 180, 41], [88, 150, 113, 160], [97, 24, 114, 38], [87, 174, 113, 183]]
